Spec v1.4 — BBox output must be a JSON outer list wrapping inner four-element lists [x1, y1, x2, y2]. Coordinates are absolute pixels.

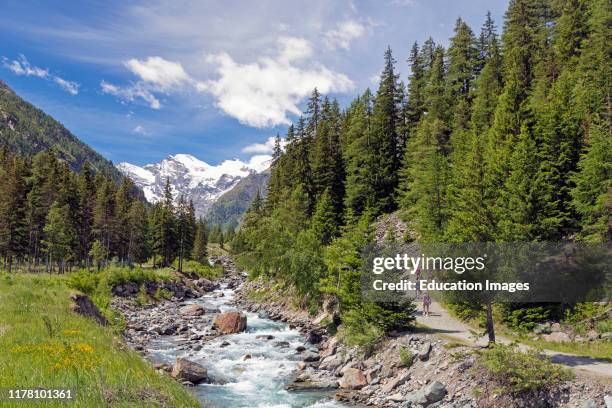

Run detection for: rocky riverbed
[[110, 257, 611, 408]]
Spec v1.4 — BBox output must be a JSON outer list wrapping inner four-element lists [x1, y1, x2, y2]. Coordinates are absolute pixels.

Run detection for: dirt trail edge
[[415, 301, 612, 379]]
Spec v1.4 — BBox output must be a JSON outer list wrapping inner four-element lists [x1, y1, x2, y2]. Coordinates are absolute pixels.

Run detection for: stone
[[542, 332, 571, 343], [243, 354, 252, 360], [180, 304, 205, 316], [321, 337, 339, 358], [297, 362, 307, 370], [220, 341, 231, 347], [295, 345, 306, 353], [69, 294, 108, 326], [273, 341, 290, 348], [161, 324, 178, 335], [534, 323, 552, 334], [586, 330, 599, 341], [306, 329, 323, 344], [382, 370, 410, 393], [406, 381, 447, 406], [387, 393, 404, 402], [213, 312, 247, 334], [550, 322, 562, 332], [302, 352, 320, 362], [418, 342, 432, 360], [256, 334, 274, 340], [171, 358, 207, 383], [338, 368, 367, 390]]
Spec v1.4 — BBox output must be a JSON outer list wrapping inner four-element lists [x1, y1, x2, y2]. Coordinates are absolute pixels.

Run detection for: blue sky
[[0, 0, 509, 166]]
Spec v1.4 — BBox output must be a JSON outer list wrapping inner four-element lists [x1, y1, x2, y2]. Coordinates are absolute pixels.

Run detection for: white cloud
[[390, 0, 417, 6], [101, 79, 161, 109], [133, 124, 147, 134], [242, 136, 287, 154], [324, 20, 366, 51], [53, 76, 79, 95], [203, 36, 354, 127], [101, 56, 205, 109], [2, 54, 79, 95], [124, 56, 191, 90]]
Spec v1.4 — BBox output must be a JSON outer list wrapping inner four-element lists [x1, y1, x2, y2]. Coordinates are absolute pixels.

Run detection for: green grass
[[512, 334, 612, 361], [207, 243, 231, 257], [0, 272, 200, 407]]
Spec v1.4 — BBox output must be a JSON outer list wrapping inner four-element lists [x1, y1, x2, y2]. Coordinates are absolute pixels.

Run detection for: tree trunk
[[486, 300, 495, 344]]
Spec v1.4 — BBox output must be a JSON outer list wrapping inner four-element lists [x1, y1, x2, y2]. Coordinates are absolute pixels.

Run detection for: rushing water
[[147, 284, 344, 408]]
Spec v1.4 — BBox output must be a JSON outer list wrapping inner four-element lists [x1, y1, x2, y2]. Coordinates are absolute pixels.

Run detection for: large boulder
[[180, 304, 205, 316], [406, 381, 447, 406], [171, 358, 208, 383], [195, 278, 218, 292], [213, 312, 247, 334], [338, 368, 367, 390]]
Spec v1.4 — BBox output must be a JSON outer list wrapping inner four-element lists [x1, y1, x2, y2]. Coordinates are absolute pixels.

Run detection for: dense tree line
[[234, 0, 611, 344], [0, 150, 209, 272]]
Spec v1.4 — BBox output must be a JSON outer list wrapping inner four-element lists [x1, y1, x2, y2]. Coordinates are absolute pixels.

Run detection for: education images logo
[[370, 253, 531, 293]]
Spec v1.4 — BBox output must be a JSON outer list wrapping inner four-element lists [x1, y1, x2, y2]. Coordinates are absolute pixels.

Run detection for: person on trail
[[422, 292, 431, 317], [414, 267, 422, 297]]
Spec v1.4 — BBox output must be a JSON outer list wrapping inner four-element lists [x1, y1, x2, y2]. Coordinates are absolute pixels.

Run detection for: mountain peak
[[117, 153, 269, 216]]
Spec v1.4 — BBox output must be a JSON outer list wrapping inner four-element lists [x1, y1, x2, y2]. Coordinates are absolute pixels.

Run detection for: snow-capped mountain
[[117, 154, 270, 217]]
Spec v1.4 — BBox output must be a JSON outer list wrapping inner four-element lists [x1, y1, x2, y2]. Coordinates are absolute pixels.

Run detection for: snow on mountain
[[117, 153, 271, 217]]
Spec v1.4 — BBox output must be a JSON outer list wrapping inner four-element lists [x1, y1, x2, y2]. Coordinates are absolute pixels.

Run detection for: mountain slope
[[0, 79, 123, 181], [117, 154, 270, 217], [206, 169, 270, 228]]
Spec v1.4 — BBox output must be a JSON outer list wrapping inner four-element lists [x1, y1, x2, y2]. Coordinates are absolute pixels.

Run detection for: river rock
[[273, 341, 290, 348], [213, 312, 247, 334], [306, 329, 323, 344], [180, 304, 205, 316], [382, 370, 410, 393], [338, 368, 367, 390], [195, 278, 218, 292], [418, 341, 432, 360], [171, 358, 208, 383], [321, 337, 338, 358], [406, 381, 447, 405]]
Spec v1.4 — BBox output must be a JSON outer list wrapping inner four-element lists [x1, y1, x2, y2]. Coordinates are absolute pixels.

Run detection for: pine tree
[[310, 189, 337, 245], [192, 218, 209, 263], [43, 202, 75, 272], [127, 200, 150, 265]]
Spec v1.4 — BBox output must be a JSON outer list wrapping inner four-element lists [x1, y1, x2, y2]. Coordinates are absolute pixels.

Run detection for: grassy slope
[[0, 273, 200, 408]]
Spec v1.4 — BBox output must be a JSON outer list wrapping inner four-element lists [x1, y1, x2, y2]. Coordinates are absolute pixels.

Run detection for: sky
[[0, 0, 509, 166]]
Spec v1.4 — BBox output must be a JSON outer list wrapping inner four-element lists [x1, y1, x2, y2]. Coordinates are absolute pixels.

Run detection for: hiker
[[414, 267, 422, 298], [422, 292, 431, 316]]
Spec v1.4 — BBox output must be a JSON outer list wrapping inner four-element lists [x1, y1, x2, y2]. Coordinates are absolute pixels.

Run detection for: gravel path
[[415, 300, 612, 379]]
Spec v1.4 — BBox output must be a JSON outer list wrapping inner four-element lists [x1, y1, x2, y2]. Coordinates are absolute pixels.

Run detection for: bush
[[337, 309, 383, 355], [502, 306, 551, 333], [477, 344, 573, 395], [67, 270, 100, 296], [399, 347, 415, 367], [178, 260, 224, 279]]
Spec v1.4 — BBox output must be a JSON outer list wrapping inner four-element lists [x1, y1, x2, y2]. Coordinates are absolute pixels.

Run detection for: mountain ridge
[[117, 153, 270, 217], [0, 79, 124, 181]]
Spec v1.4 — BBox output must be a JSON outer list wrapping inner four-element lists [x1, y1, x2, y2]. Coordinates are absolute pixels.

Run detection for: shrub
[[337, 309, 383, 354], [502, 306, 551, 333], [477, 344, 573, 395], [399, 347, 415, 367], [66, 270, 100, 296]]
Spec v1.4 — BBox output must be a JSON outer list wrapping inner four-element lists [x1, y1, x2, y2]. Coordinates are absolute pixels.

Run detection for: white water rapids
[[146, 284, 345, 408]]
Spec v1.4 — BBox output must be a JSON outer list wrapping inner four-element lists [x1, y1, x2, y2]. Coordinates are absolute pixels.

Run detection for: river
[[145, 282, 345, 408]]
